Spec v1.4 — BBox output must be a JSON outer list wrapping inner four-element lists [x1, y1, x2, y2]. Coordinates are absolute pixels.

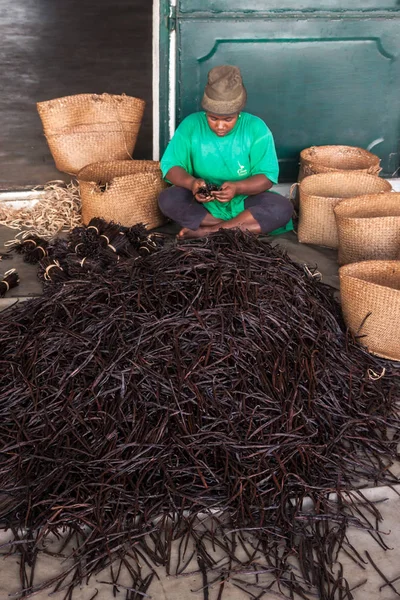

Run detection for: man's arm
[[235, 174, 272, 196], [165, 167, 211, 202]]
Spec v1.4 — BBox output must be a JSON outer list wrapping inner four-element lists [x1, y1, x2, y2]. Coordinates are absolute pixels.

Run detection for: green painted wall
[[181, 1, 400, 12], [161, 2, 400, 181]]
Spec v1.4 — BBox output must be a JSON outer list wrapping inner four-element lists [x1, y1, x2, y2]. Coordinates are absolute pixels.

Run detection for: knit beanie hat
[[201, 65, 247, 115]]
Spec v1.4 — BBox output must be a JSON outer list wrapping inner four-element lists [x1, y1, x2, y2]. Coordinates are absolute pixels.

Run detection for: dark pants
[[158, 186, 293, 234]]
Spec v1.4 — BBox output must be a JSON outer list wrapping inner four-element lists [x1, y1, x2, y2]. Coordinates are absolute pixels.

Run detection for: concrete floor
[[1, 485, 400, 600], [1, 182, 400, 599]]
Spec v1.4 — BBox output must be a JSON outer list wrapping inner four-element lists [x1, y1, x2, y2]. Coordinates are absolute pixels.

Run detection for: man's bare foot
[[177, 211, 262, 240], [177, 226, 217, 239]]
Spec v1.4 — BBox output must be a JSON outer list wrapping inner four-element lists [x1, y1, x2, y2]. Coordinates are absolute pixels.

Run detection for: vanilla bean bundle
[[66, 219, 162, 262], [7, 233, 49, 264], [0, 230, 399, 600], [37, 258, 69, 285], [0, 269, 19, 296], [6, 219, 164, 287]]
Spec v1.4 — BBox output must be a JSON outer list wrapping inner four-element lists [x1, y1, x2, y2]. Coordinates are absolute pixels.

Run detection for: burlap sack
[[37, 94, 145, 174], [298, 145, 381, 181], [78, 160, 167, 229], [334, 193, 400, 265], [339, 261, 400, 361], [297, 173, 392, 248]]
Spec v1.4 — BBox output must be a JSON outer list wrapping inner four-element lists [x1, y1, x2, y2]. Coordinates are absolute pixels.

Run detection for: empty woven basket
[[339, 261, 400, 361], [298, 145, 381, 181], [78, 160, 167, 229], [297, 172, 392, 248], [334, 193, 400, 265], [37, 93, 145, 174]]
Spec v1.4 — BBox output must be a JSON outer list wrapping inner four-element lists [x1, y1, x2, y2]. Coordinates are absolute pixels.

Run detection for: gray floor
[[1, 485, 399, 600]]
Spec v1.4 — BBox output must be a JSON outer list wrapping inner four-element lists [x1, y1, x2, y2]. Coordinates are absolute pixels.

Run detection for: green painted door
[[161, 1, 400, 181]]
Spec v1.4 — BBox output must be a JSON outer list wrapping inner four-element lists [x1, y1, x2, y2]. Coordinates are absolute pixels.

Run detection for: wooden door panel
[[177, 17, 400, 180]]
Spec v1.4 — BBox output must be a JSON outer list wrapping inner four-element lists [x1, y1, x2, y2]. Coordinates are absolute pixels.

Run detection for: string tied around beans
[[0, 268, 19, 296]]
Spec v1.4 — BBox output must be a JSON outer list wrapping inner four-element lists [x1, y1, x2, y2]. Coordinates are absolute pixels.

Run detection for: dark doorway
[[0, 0, 153, 189]]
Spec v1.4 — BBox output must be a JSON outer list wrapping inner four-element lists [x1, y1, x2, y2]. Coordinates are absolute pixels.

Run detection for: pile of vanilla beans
[[0, 226, 399, 599]]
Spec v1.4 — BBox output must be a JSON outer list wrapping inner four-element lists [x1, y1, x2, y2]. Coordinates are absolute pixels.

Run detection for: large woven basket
[[78, 160, 167, 229], [37, 94, 145, 174], [334, 193, 400, 265], [299, 145, 381, 181], [339, 261, 400, 361], [297, 173, 392, 248]]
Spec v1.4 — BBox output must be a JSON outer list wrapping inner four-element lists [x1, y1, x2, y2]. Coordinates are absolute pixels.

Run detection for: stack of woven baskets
[[37, 93, 166, 229], [297, 145, 400, 361]]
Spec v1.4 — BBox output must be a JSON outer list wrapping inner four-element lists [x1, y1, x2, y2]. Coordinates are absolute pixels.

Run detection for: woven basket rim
[[334, 192, 399, 203], [335, 213, 400, 221], [37, 93, 146, 109], [46, 130, 140, 139], [300, 171, 390, 184], [339, 274, 400, 294], [337, 215, 400, 221], [300, 145, 379, 159], [300, 174, 392, 199], [301, 194, 345, 203], [368, 349, 400, 362], [334, 193, 400, 219], [81, 171, 160, 192], [78, 160, 161, 182], [339, 261, 400, 293]]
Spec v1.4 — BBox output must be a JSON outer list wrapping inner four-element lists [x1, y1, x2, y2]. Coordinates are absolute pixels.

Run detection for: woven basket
[[299, 145, 381, 181], [78, 160, 167, 229], [297, 173, 392, 248], [37, 94, 145, 174], [339, 261, 400, 361], [334, 193, 400, 265]]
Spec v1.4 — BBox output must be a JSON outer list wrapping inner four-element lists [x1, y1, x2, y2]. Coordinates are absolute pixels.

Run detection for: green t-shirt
[[160, 111, 293, 234]]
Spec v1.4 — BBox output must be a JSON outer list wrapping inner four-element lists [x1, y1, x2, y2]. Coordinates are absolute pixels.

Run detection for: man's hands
[[192, 179, 238, 203], [191, 179, 212, 203], [212, 182, 237, 203], [167, 168, 271, 205]]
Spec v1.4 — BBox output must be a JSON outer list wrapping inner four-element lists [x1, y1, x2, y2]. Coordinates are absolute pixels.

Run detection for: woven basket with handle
[[37, 93, 145, 174], [334, 193, 400, 265], [298, 145, 381, 181], [297, 172, 392, 248], [78, 160, 167, 229], [339, 261, 400, 361]]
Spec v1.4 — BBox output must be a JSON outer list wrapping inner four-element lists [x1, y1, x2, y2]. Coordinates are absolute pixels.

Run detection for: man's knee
[[261, 193, 293, 221], [248, 192, 294, 233], [158, 186, 193, 219], [158, 187, 175, 216], [276, 195, 294, 222], [158, 187, 184, 220]]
